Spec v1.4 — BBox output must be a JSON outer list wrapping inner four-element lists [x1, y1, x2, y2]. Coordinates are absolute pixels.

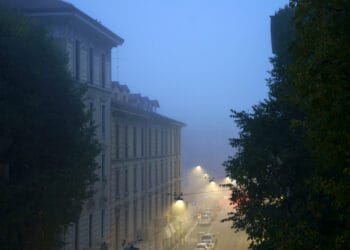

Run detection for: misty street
[[182, 205, 249, 250], [178, 166, 249, 250]]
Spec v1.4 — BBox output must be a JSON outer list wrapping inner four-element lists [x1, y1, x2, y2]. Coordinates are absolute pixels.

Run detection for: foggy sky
[[68, 0, 289, 177]]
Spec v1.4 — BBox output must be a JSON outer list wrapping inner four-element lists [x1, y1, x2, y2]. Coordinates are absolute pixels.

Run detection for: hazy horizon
[[68, 0, 289, 177]]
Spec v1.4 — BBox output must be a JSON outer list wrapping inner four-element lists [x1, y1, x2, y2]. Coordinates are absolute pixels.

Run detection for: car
[[205, 208, 218, 218], [201, 233, 217, 248], [194, 243, 209, 250], [204, 210, 212, 217], [201, 233, 216, 241], [198, 214, 211, 226], [201, 239, 214, 249]]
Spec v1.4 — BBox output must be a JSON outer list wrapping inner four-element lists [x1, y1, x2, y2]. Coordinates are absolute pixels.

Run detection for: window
[[101, 54, 106, 88], [155, 163, 158, 186], [124, 168, 128, 194], [165, 130, 168, 155], [177, 132, 180, 154], [141, 199, 145, 226], [148, 196, 152, 221], [75, 40, 80, 81], [161, 130, 165, 155], [125, 126, 129, 158], [170, 161, 173, 179], [133, 165, 137, 192], [148, 163, 152, 189], [115, 210, 120, 248], [148, 128, 152, 156], [88, 214, 93, 247], [161, 194, 164, 213], [133, 126, 137, 158], [115, 169, 120, 197], [101, 105, 106, 138], [176, 161, 180, 178], [155, 129, 158, 155], [165, 161, 168, 182], [115, 125, 120, 159], [141, 165, 145, 190], [170, 131, 173, 155], [155, 193, 158, 217], [133, 201, 137, 236], [174, 161, 177, 179], [89, 48, 94, 84], [101, 152, 105, 181], [101, 209, 105, 237], [141, 128, 145, 157], [124, 207, 129, 237], [160, 161, 164, 183]]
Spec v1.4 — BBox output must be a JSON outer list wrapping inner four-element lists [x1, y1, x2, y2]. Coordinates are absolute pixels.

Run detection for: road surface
[[182, 207, 249, 250]]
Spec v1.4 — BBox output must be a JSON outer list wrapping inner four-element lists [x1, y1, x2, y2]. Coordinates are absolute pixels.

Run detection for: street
[[182, 202, 249, 250]]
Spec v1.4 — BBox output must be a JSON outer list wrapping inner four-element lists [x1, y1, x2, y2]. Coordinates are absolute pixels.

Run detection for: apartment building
[[110, 82, 184, 250], [1, 1, 184, 250]]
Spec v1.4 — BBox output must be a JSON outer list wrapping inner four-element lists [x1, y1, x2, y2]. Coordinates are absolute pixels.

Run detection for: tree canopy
[[225, 1, 350, 249], [0, 9, 99, 250], [290, 0, 350, 247]]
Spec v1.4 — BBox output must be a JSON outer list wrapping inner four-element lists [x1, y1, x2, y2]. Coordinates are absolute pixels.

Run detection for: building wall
[[48, 23, 116, 250], [110, 116, 182, 250], [20, 5, 183, 250]]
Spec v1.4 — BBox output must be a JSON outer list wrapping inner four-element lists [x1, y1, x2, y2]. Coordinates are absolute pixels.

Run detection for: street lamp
[[167, 192, 184, 201], [174, 199, 186, 209], [193, 165, 203, 175], [175, 194, 184, 202]]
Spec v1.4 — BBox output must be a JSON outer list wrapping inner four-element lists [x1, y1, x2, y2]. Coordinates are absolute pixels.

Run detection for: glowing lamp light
[[174, 199, 186, 210], [193, 165, 203, 175]]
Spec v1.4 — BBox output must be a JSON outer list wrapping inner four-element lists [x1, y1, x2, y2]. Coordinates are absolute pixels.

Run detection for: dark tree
[[290, 0, 350, 247], [225, 1, 350, 249], [0, 9, 99, 250], [224, 6, 317, 249]]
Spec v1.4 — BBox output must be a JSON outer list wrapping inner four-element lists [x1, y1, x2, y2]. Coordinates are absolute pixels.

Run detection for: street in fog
[[179, 165, 250, 250], [182, 206, 249, 250]]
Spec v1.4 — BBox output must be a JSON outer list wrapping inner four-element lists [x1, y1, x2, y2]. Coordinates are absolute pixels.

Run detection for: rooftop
[[0, 0, 124, 46]]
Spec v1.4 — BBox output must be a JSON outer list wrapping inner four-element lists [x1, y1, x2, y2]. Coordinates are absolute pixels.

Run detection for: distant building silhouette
[[270, 6, 295, 56]]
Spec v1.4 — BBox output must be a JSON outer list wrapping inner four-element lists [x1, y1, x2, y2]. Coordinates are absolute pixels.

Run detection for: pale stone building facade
[[110, 82, 184, 250], [2, 1, 184, 250]]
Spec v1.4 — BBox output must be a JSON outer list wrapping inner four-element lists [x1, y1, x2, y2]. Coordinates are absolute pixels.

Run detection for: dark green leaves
[[0, 9, 99, 250], [225, 1, 350, 249]]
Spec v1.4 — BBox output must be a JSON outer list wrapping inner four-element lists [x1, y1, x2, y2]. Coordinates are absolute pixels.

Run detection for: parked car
[[201, 233, 217, 248], [201, 233, 216, 241], [201, 239, 214, 249], [194, 242, 209, 250]]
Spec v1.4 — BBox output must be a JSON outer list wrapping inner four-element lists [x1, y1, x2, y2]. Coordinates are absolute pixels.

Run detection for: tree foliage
[[290, 0, 350, 247], [0, 9, 99, 250], [225, 1, 350, 249]]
